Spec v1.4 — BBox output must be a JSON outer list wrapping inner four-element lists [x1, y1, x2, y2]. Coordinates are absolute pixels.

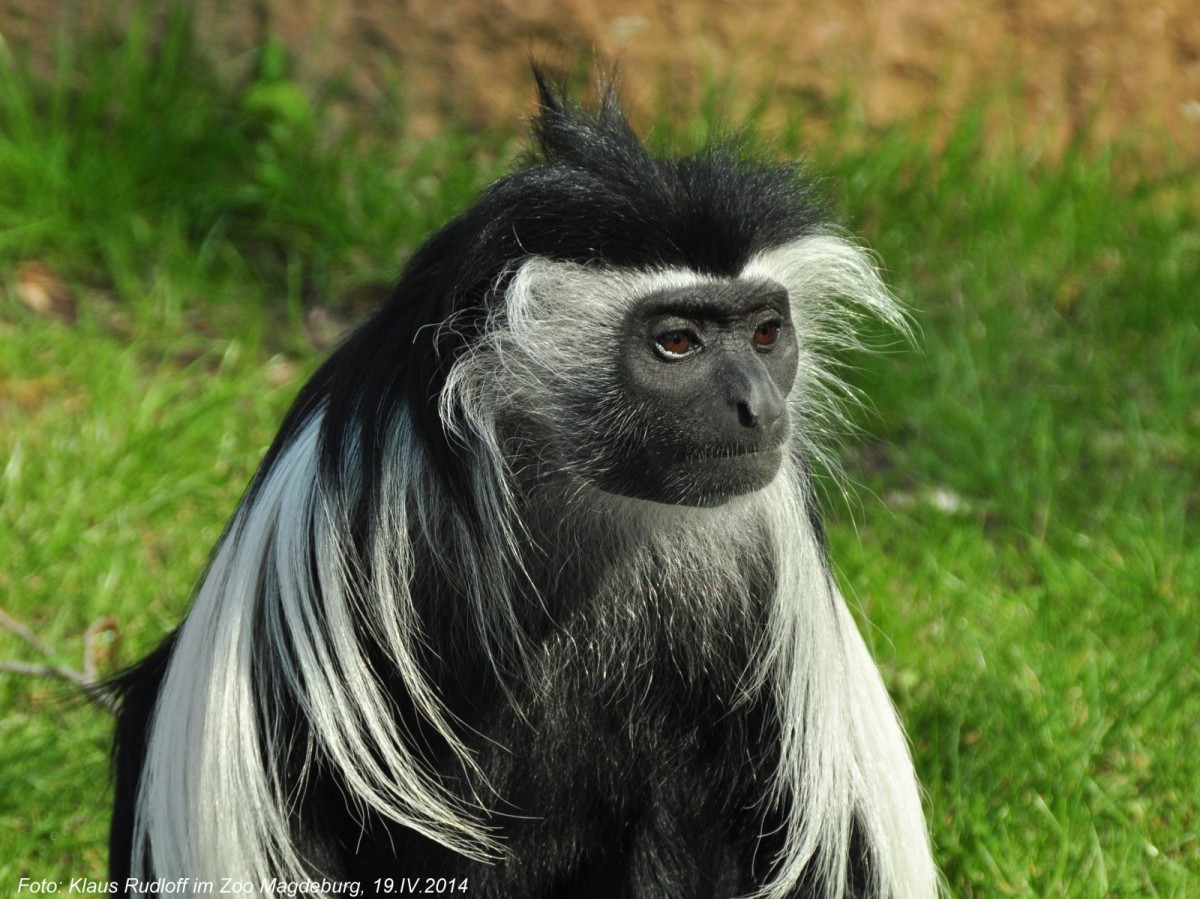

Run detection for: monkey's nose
[[735, 379, 784, 430]]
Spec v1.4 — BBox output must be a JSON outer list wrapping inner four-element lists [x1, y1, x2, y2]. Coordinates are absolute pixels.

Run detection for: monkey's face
[[595, 278, 799, 507]]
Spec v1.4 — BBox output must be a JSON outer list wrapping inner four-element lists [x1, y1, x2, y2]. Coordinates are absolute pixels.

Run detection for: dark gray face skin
[[597, 278, 799, 507]]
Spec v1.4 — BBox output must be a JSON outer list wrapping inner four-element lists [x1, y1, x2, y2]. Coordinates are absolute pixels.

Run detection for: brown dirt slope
[[2, 0, 1197, 155]]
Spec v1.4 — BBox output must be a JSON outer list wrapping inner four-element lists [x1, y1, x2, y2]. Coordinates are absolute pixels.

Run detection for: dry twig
[[0, 606, 119, 712]]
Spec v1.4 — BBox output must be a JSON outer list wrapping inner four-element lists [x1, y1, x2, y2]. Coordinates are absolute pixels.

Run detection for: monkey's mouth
[[595, 445, 784, 508], [685, 442, 784, 463]]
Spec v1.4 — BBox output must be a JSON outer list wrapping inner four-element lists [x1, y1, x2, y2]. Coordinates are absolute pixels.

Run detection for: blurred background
[[5, 0, 1200, 154], [1, 1, 1197, 895]]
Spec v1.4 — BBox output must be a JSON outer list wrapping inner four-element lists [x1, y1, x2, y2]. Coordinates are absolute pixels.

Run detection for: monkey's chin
[[599, 448, 784, 508]]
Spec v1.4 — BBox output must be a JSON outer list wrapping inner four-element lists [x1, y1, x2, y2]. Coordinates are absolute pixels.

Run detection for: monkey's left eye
[[753, 321, 781, 348]]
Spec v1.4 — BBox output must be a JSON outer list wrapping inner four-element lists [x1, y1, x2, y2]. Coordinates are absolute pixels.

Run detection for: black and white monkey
[[109, 74, 938, 898]]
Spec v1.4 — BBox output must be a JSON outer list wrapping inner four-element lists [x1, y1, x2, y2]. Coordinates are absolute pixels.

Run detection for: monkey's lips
[[597, 443, 785, 508]]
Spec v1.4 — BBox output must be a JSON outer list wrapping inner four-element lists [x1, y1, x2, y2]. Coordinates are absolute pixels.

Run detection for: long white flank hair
[[131, 232, 938, 898]]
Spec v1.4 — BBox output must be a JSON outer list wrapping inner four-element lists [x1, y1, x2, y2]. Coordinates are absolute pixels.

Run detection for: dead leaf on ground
[[15, 261, 77, 324]]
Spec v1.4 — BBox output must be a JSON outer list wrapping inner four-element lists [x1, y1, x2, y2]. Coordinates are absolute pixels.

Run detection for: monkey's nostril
[[737, 393, 784, 430]]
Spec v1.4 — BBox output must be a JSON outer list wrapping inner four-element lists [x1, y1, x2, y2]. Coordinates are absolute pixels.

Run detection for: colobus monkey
[[110, 73, 937, 898]]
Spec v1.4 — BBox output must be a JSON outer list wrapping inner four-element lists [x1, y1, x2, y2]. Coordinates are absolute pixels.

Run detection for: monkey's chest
[[358, 641, 784, 897], [463, 595, 782, 890]]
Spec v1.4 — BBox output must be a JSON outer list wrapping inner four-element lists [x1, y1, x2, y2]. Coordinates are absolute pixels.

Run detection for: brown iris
[[753, 321, 780, 347], [656, 331, 694, 355]]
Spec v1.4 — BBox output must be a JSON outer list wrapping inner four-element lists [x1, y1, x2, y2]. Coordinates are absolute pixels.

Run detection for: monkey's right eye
[[654, 330, 699, 358]]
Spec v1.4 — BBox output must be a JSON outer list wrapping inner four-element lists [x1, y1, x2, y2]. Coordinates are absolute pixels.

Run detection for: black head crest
[[529, 69, 646, 173]]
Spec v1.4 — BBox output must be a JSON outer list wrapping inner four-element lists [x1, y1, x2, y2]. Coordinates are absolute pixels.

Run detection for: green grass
[[817, 119, 1200, 894], [2, 16, 1198, 897]]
